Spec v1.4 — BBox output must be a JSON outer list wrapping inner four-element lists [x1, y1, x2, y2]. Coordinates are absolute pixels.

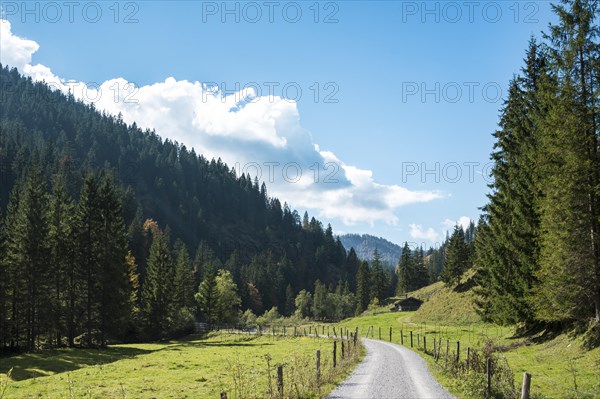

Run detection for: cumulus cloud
[[409, 216, 473, 244], [442, 216, 472, 230], [0, 19, 444, 226], [409, 224, 440, 242]]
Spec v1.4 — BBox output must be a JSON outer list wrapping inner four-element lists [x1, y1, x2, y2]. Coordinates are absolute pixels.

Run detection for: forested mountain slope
[[339, 234, 402, 268], [0, 66, 360, 348]]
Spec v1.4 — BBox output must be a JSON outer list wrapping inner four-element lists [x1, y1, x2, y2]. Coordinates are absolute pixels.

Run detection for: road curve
[[328, 338, 456, 399]]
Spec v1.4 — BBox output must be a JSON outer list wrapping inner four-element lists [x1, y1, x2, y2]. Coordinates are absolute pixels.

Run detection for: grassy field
[[334, 280, 600, 399], [0, 332, 362, 399]]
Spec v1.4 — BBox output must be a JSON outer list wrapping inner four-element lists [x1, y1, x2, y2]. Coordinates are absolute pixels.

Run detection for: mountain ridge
[[338, 233, 402, 268]]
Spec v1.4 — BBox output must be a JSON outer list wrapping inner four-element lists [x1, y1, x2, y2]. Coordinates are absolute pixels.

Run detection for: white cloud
[[0, 19, 444, 227], [442, 216, 472, 230], [409, 224, 440, 242], [409, 216, 472, 244]]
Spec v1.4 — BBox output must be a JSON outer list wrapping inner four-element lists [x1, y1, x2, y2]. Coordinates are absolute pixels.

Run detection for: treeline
[[0, 64, 373, 350], [394, 221, 477, 294], [0, 64, 356, 296], [476, 0, 599, 335], [0, 169, 134, 349]]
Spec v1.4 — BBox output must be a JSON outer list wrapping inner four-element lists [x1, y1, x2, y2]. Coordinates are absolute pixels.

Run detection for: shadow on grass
[[1, 346, 153, 381]]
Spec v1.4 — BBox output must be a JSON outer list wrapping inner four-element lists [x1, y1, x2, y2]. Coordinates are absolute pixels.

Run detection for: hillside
[[345, 276, 600, 399], [407, 271, 481, 325], [339, 233, 402, 268], [0, 66, 360, 349]]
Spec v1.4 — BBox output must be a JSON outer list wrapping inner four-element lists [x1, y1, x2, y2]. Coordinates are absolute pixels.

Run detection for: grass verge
[[0, 332, 363, 399]]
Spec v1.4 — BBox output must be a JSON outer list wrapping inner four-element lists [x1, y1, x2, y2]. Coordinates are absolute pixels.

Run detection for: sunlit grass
[[0, 332, 362, 399]]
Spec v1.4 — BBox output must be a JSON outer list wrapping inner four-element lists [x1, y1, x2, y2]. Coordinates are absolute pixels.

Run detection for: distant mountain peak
[[338, 234, 402, 268]]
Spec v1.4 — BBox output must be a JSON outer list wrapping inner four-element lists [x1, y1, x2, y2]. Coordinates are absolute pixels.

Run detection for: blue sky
[[1, 1, 556, 247]]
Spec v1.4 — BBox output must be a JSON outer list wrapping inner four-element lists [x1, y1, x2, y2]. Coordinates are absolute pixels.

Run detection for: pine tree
[[142, 227, 175, 339], [48, 172, 75, 346], [4, 168, 50, 350], [475, 40, 547, 325], [413, 246, 430, 289], [533, 0, 600, 323], [75, 173, 104, 346], [97, 175, 130, 345], [396, 242, 414, 294], [195, 264, 219, 326], [355, 261, 370, 315], [0, 206, 7, 348], [441, 226, 468, 287], [173, 242, 195, 309], [284, 284, 295, 316], [370, 249, 387, 301]]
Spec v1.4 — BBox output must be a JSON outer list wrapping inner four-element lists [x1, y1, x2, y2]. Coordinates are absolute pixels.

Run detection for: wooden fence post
[[433, 337, 436, 357], [400, 330, 404, 345], [466, 347, 470, 370], [341, 341, 345, 358], [389, 327, 392, 342], [521, 372, 531, 399], [486, 357, 492, 398], [333, 341, 337, 368], [316, 350, 321, 384], [277, 365, 284, 398], [456, 341, 460, 363], [378, 327, 381, 340], [410, 331, 413, 347], [446, 339, 449, 361], [354, 327, 358, 348], [424, 336, 427, 353]]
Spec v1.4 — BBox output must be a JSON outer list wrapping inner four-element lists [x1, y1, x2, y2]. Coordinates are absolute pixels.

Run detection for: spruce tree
[[533, 0, 600, 323], [396, 242, 414, 294], [355, 261, 370, 315], [48, 172, 75, 346], [4, 168, 50, 350], [75, 173, 104, 346], [173, 242, 195, 310], [97, 175, 130, 345], [441, 226, 468, 287], [195, 264, 219, 326], [142, 227, 175, 339]]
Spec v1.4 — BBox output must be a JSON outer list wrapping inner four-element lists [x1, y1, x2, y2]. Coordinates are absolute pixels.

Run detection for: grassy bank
[[336, 281, 600, 399], [0, 332, 363, 399]]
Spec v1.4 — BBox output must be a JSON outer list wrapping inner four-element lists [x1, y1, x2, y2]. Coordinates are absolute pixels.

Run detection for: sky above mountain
[[0, 1, 556, 247]]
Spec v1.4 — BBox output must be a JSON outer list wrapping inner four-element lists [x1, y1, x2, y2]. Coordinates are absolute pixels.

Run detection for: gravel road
[[328, 338, 456, 399]]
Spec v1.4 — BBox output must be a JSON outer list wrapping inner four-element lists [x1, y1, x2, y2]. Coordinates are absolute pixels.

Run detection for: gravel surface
[[328, 338, 457, 399]]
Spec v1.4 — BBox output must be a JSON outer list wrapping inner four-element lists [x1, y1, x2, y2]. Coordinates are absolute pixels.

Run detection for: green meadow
[[0, 333, 362, 399]]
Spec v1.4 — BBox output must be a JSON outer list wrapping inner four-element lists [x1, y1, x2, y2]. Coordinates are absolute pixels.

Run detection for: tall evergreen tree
[[48, 172, 75, 346], [173, 241, 195, 310], [142, 227, 175, 339], [441, 226, 469, 287], [370, 249, 387, 301], [533, 0, 600, 323], [475, 40, 547, 326], [195, 264, 219, 326], [396, 242, 414, 294], [355, 261, 370, 315], [4, 168, 50, 350], [97, 175, 130, 345]]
